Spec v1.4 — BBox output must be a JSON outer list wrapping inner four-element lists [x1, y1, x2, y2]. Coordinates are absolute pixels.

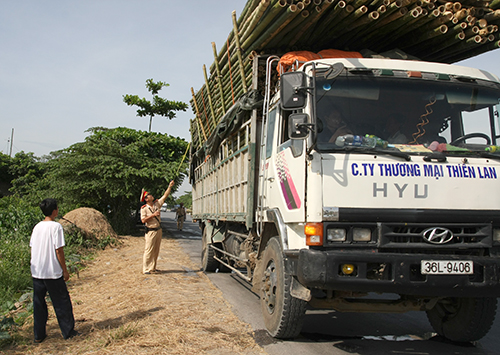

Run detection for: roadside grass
[[2, 236, 265, 354], [103, 322, 139, 347], [0, 196, 119, 348]]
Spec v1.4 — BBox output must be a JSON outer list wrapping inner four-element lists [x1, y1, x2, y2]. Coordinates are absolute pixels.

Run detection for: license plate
[[421, 260, 473, 275]]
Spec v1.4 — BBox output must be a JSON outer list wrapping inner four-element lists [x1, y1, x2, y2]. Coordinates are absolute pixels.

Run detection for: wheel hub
[[262, 260, 277, 314]]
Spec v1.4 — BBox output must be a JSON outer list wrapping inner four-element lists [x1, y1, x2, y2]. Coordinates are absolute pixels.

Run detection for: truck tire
[[201, 227, 219, 272], [426, 297, 497, 342], [260, 237, 307, 339]]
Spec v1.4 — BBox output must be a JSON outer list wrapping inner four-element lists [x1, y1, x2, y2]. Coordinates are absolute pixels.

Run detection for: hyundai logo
[[422, 227, 454, 244]]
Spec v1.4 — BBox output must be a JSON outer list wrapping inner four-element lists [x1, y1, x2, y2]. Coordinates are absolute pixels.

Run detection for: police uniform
[[140, 199, 165, 273], [175, 205, 186, 231]]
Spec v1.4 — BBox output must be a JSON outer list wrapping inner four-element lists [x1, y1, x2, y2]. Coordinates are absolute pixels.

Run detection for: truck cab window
[[281, 110, 291, 143], [266, 109, 277, 159], [462, 107, 494, 144], [314, 74, 500, 151], [280, 109, 304, 157]]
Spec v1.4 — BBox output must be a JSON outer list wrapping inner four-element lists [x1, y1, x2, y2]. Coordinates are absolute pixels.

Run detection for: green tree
[[8, 152, 47, 198], [20, 127, 189, 234], [123, 79, 188, 132], [0, 153, 13, 197]]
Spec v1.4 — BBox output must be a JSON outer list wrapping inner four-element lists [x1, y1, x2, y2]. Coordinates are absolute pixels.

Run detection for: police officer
[[175, 203, 186, 231], [141, 180, 175, 274]]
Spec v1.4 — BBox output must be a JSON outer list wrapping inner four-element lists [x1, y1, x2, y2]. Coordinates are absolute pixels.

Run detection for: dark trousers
[[33, 277, 75, 340]]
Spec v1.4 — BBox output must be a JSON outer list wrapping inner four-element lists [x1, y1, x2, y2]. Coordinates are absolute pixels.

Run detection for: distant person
[[175, 203, 186, 231], [319, 107, 352, 143], [30, 198, 79, 343], [140, 180, 175, 274]]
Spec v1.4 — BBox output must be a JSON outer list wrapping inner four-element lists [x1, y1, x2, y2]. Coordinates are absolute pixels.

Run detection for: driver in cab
[[319, 107, 352, 143]]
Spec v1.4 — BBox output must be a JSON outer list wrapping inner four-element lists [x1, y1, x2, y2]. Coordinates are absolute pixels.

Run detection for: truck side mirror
[[281, 72, 308, 110], [288, 113, 310, 139]]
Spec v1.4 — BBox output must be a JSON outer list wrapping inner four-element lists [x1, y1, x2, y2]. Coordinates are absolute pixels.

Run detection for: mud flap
[[291, 277, 311, 302]]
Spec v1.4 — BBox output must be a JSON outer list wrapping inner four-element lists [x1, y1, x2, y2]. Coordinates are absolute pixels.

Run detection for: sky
[[1, 1, 500, 195]]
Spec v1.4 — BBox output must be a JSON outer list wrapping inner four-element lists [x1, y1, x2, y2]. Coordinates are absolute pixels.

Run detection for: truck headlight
[[327, 228, 346, 242], [353, 228, 371, 242]]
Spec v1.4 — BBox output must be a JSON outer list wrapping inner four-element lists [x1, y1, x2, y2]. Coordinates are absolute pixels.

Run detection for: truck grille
[[379, 223, 492, 254]]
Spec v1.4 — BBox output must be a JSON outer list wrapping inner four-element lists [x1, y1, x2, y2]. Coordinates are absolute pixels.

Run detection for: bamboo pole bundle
[[384, 8, 449, 47], [314, 4, 355, 46], [485, 9, 500, 23], [334, 5, 370, 36], [240, 0, 271, 36], [202, 65, 217, 129], [296, 0, 349, 46], [246, 3, 304, 52], [212, 42, 226, 115], [403, 7, 448, 34], [335, 11, 380, 47], [266, 7, 311, 49], [280, 0, 335, 48], [240, 0, 288, 50], [364, 8, 412, 48], [210, 0, 275, 75], [190, 0, 500, 147], [400, 24, 449, 50], [410, 21, 466, 53], [232, 11, 249, 94], [238, 0, 262, 25], [432, 34, 483, 61], [190, 88, 208, 142], [442, 39, 499, 62], [379, 7, 427, 48]]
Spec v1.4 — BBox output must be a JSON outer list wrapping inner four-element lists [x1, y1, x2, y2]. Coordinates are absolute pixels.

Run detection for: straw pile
[[189, 0, 500, 149], [60, 207, 117, 240]]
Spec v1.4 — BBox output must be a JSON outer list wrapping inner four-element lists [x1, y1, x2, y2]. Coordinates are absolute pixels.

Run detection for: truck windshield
[[315, 73, 500, 154]]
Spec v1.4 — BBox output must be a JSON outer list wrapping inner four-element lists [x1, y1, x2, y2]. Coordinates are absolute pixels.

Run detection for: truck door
[[261, 107, 306, 223]]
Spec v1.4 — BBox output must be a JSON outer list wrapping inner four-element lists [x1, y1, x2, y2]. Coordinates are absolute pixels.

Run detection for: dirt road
[[6, 235, 266, 355]]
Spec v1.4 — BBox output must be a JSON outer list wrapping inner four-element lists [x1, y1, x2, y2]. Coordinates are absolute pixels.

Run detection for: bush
[[0, 196, 117, 346], [0, 196, 41, 310]]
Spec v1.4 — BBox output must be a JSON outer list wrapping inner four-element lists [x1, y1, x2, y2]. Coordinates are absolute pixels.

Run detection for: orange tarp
[[277, 49, 363, 74]]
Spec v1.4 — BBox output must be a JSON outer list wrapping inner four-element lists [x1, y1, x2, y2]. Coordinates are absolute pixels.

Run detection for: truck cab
[[193, 55, 500, 342], [258, 56, 500, 341]]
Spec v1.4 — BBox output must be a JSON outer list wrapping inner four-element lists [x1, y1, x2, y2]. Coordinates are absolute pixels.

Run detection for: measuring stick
[[174, 142, 191, 177]]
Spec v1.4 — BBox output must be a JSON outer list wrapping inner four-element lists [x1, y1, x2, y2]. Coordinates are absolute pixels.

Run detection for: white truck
[[190, 53, 500, 342]]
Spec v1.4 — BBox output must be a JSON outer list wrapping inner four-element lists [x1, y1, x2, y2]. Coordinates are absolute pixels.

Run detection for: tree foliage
[[14, 127, 189, 234], [123, 79, 188, 132], [7, 152, 47, 198], [0, 153, 13, 197]]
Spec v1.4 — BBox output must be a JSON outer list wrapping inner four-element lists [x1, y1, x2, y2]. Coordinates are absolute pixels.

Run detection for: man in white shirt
[[30, 198, 78, 343]]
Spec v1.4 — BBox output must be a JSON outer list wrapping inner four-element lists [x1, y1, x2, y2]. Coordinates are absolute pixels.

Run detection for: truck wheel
[[201, 227, 219, 272], [260, 237, 307, 339], [426, 297, 497, 342]]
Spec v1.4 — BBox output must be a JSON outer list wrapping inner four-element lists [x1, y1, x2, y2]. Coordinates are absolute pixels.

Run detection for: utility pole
[[9, 128, 14, 157]]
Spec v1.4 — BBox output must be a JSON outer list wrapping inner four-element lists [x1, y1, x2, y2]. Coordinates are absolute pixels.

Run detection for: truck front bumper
[[287, 249, 500, 297]]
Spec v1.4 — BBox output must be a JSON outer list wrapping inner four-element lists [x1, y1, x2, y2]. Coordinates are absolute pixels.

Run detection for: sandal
[[34, 335, 46, 344]]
